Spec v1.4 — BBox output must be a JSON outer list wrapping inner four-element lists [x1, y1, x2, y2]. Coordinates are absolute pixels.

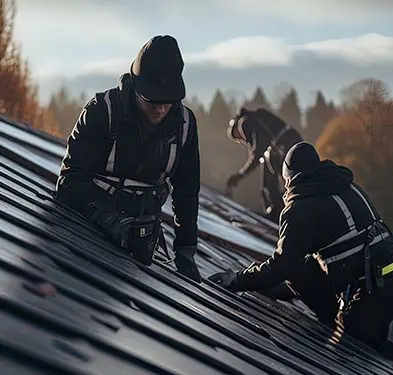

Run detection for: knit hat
[[131, 35, 185, 103], [282, 142, 321, 180]]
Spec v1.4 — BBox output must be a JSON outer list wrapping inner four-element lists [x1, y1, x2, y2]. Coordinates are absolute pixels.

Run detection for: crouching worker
[[55, 35, 201, 283], [209, 142, 393, 358]]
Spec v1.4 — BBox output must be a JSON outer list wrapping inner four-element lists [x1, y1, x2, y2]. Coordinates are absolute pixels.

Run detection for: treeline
[[185, 86, 338, 145], [182, 86, 339, 212], [1, 0, 392, 227]]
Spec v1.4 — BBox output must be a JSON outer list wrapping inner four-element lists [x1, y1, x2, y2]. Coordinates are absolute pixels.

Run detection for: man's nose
[[154, 104, 169, 114]]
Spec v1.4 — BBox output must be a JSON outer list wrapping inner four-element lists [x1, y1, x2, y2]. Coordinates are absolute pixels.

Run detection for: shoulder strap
[[100, 99, 191, 179], [158, 104, 191, 183], [181, 104, 190, 147], [98, 89, 119, 173]]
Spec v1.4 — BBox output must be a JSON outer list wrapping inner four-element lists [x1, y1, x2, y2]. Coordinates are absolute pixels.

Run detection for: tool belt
[[336, 229, 393, 315], [90, 174, 172, 264]]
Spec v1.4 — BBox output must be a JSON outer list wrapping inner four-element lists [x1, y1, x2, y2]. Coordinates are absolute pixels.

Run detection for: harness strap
[[102, 92, 190, 180], [255, 116, 290, 146], [316, 183, 388, 263], [104, 90, 116, 173]]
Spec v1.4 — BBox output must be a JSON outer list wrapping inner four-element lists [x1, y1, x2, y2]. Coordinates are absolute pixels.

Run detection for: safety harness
[[254, 117, 290, 213], [91, 89, 191, 262], [313, 183, 393, 313]]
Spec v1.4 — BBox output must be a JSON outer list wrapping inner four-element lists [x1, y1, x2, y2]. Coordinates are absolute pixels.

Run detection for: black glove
[[87, 200, 159, 266], [174, 246, 202, 283], [208, 268, 239, 292], [226, 173, 241, 189]]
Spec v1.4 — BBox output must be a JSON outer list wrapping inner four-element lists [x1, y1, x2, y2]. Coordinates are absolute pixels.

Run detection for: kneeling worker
[[55, 35, 201, 282], [209, 142, 393, 358]]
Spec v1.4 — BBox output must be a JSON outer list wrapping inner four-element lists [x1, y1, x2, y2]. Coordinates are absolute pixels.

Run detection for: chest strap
[[316, 184, 390, 265], [103, 90, 190, 177], [93, 174, 160, 195]]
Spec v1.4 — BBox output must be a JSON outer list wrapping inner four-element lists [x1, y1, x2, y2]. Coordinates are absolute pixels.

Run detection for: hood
[[283, 159, 354, 205], [117, 73, 136, 119]]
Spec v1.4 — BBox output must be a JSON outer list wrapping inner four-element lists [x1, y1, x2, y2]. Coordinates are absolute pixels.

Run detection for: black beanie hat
[[282, 141, 321, 180], [131, 35, 185, 103]]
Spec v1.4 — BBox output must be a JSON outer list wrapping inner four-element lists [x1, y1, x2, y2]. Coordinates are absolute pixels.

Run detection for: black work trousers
[[343, 277, 393, 359]]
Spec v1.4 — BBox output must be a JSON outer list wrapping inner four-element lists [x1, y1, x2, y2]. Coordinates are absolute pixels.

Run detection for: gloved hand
[[226, 173, 241, 189], [208, 268, 239, 292], [87, 199, 159, 266], [174, 246, 202, 283]]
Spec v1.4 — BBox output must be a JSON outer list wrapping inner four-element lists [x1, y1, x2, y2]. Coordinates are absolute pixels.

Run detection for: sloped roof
[[1, 115, 392, 375]]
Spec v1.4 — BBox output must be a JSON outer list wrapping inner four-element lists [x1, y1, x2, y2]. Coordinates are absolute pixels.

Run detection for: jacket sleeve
[[56, 96, 110, 213], [236, 201, 317, 291], [236, 131, 260, 178], [169, 108, 200, 248]]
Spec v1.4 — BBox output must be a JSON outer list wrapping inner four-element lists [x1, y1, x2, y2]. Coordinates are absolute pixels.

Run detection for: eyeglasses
[[135, 90, 173, 106]]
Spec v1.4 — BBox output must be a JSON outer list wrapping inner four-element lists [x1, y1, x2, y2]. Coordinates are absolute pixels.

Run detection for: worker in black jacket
[[210, 142, 393, 357], [225, 107, 303, 223], [55, 35, 201, 282]]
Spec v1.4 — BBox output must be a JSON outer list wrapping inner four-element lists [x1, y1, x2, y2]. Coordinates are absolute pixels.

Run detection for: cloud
[[184, 36, 291, 69], [222, 0, 393, 25], [182, 33, 393, 69], [14, 0, 148, 79], [40, 33, 393, 80], [295, 34, 393, 65]]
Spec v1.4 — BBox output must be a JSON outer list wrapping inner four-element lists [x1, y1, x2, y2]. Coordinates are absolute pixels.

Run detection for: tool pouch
[[124, 215, 161, 266]]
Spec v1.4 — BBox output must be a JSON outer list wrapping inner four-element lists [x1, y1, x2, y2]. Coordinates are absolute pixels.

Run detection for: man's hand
[[208, 268, 239, 292], [174, 246, 202, 283]]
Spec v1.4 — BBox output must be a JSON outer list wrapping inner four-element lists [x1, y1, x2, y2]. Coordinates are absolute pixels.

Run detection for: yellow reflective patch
[[382, 263, 393, 276]]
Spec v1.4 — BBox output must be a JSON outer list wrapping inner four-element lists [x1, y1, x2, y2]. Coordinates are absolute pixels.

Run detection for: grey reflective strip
[[160, 105, 190, 181], [123, 178, 155, 187], [251, 131, 257, 153], [104, 91, 112, 129], [95, 174, 156, 188], [237, 117, 247, 141], [325, 231, 390, 264], [182, 106, 190, 147], [351, 184, 376, 220], [332, 195, 356, 231], [316, 190, 386, 265], [103, 91, 116, 173], [165, 143, 177, 175], [316, 194, 358, 257], [93, 178, 116, 194], [318, 228, 365, 252], [273, 124, 290, 144], [105, 141, 116, 173]]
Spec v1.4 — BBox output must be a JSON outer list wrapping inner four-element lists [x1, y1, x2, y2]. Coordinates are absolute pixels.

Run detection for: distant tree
[[0, 0, 57, 133], [46, 86, 86, 138], [243, 86, 272, 111], [340, 77, 385, 109], [208, 89, 232, 127], [317, 79, 393, 227], [277, 88, 302, 133], [183, 95, 207, 137], [304, 90, 338, 144]]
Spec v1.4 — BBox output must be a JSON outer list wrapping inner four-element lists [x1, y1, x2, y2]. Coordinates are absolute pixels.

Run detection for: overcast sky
[[14, 0, 393, 108]]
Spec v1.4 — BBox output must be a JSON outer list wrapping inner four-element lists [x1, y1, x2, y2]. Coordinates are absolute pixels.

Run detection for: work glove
[[87, 199, 159, 266], [208, 268, 239, 292], [174, 245, 202, 283]]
